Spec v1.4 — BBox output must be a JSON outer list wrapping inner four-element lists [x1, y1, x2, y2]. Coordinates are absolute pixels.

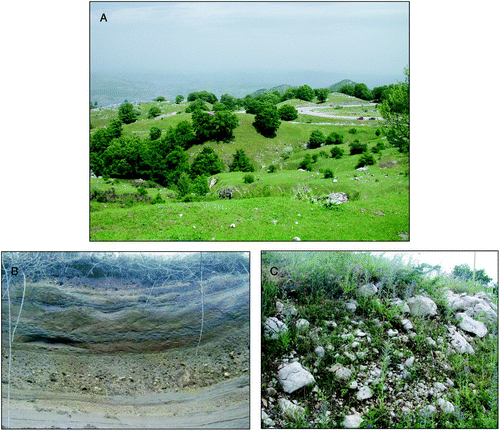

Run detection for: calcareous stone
[[277, 362, 315, 393]]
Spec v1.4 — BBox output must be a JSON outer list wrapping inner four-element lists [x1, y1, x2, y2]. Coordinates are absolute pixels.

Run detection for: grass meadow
[[90, 93, 408, 241]]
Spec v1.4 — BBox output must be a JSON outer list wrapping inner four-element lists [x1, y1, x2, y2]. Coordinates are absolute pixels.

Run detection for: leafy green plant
[[243, 174, 255, 184]]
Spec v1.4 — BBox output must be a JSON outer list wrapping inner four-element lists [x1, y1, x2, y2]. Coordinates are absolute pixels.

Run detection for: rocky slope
[[261, 283, 498, 428]]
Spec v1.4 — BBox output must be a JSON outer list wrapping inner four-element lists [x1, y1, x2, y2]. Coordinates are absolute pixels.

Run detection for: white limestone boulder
[[342, 413, 364, 428], [407, 295, 437, 316], [278, 398, 305, 421], [264, 317, 288, 340], [456, 312, 488, 337], [277, 362, 315, 393]]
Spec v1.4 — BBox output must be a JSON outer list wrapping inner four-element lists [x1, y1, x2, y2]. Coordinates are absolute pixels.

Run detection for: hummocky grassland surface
[[90, 92, 408, 241]]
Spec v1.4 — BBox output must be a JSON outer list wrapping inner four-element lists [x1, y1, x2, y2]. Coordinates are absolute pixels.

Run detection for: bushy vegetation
[[261, 252, 498, 429]]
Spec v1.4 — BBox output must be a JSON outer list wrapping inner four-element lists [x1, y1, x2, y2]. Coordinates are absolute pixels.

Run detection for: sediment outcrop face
[[3, 273, 249, 353]]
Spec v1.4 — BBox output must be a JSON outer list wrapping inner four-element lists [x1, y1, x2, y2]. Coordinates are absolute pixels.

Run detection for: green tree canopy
[[187, 91, 217, 104], [308, 130, 326, 149], [107, 118, 123, 139], [155, 96, 166, 102], [325, 131, 344, 146], [192, 109, 239, 143], [220, 93, 238, 111], [185, 98, 209, 113], [452, 264, 492, 286], [148, 106, 161, 119], [149, 126, 161, 141], [164, 147, 190, 186], [278, 104, 298, 121], [118, 102, 139, 124], [190, 146, 224, 178], [253, 104, 281, 138], [229, 149, 255, 172], [353, 83, 373, 100], [315, 88, 330, 103], [175, 95, 184, 104], [280, 88, 298, 102], [379, 68, 409, 153], [296, 85, 315, 101]]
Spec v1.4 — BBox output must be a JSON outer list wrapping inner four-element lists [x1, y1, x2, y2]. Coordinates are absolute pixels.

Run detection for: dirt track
[[2, 374, 249, 429]]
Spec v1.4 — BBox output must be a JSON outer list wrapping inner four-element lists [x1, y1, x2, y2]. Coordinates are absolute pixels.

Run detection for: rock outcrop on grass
[[262, 287, 497, 428]]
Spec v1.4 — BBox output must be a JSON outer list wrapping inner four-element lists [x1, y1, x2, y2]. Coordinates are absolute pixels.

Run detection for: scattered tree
[[330, 146, 344, 159], [253, 104, 281, 138], [176, 172, 192, 197], [175, 95, 184, 104], [355, 151, 376, 168], [185, 98, 209, 113], [148, 106, 161, 119], [349, 140, 368, 155], [155, 96, 166, 102], [229, 149, 255, 172], [315, 88, 330, 103], [298, 154, 313, 171], [309, 130, 326, 149], [278, 104, 298, 121], [325, 131, 344, 146], [118, 102, 139, 124]]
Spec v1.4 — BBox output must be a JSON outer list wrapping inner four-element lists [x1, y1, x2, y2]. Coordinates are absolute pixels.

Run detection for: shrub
[[229, 149, 255, 172], [298, 154, 313, 171], [331, 146, 344, 159], [326, 132, 344, 145], [136, 186, 147, 196], [268, 164, 277, 173], [243, 173, 255, 184], [312, 154, 319, 163], [148, 106, 161, 119], [151, 192, 165, 204], [375, 128, 381, 136], [176, 172, 191, 197], [149, 126, 161, 141], [192, 176, 209, 195], [356, 151, 376, 168], [348, 127, 357, 134], [324, 168, 334, 179], [349, 140, 368, 155], [319, 150, 329, 158], [309, 130, 325, 149]]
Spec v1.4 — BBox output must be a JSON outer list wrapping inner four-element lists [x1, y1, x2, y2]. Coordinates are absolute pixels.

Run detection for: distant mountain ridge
[[248, 80, 358, 98]]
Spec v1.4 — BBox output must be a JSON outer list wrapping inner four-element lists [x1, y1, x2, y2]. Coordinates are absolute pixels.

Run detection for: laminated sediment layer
[[2, 273, 249, 352]]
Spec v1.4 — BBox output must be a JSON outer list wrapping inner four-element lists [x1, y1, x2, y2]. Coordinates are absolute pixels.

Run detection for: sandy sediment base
[[2, 374, 249, 429], [1, 327, 249, 429]]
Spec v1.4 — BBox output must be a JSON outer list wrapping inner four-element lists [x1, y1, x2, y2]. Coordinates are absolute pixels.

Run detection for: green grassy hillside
[[90, 93, 408, 241]]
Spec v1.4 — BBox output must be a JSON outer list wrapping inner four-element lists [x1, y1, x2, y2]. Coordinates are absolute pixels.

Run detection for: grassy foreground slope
[[90, 93, 408, 241]]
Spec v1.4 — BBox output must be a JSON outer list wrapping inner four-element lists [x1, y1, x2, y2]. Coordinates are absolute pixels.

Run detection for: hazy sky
[[90, 2, 408, 77]]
